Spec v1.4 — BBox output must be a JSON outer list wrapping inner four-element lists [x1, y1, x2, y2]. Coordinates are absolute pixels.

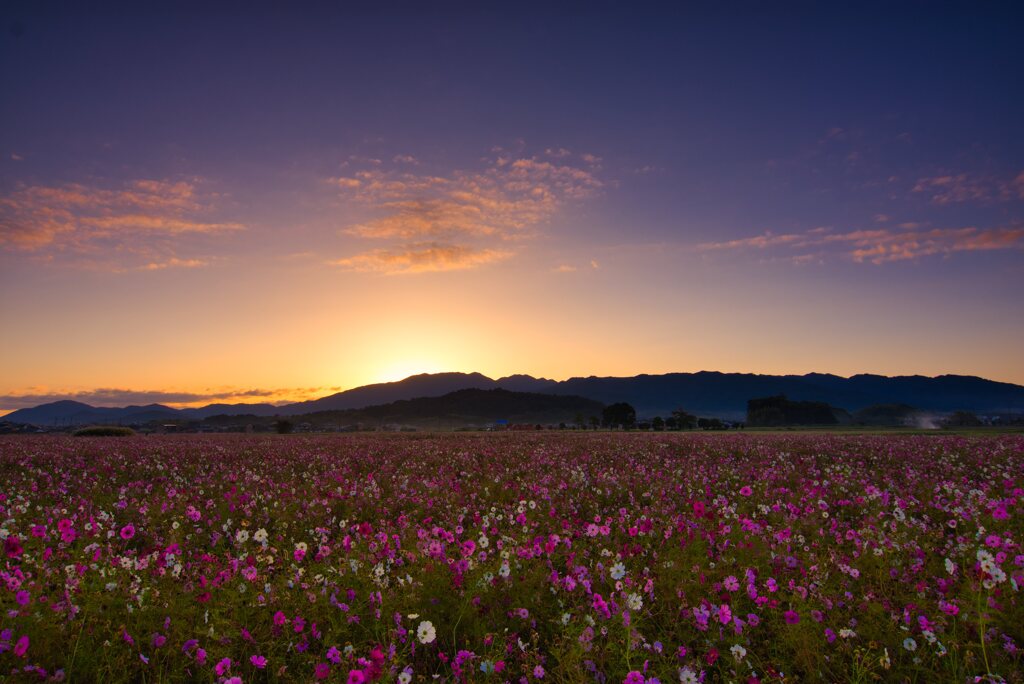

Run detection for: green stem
[[977, 584, 992, 676]]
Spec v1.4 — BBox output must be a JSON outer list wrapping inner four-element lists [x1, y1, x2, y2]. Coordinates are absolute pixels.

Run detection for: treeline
[[746, 395, 842, 427]]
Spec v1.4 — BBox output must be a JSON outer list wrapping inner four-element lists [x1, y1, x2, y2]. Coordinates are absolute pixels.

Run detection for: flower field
[[1, 432, 1022, 683]]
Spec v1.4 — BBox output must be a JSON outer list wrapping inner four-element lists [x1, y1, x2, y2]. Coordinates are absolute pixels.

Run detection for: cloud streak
[[698, 225, 1024, 264], [328, 152, 602, 274], [330, 242, 512, 275], [0, 386, 332, 411], [912, 171, 1024, 205], [0, 179, 243, 269]]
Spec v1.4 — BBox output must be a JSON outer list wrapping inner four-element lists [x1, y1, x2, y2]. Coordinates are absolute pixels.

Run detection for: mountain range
[[5, 371, 1024, 425]]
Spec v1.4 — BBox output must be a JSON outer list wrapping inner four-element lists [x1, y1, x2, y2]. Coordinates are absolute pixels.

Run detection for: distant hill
[[5, 371, 1023, 425], [180, 403, 281, 419], [4, 400, 181, 426], [279, 372, 501, 414], [298, 388, 603, 427]]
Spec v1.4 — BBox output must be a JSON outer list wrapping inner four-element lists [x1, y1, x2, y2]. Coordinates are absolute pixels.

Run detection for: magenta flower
[[119, 524, 135, 540], [250, 654, 267, 669], [624, 671, 645, 684], [718, 604, 732, 624], [739, 485, 753, 496], [347, 669, 366, 684], [4, 535, 23, 558], [14, 635, 29, 658], [784, 610, 800, 624], [315, 663, 331, 679], [215, 657, 232, 675], [16, 590, 30, 606]]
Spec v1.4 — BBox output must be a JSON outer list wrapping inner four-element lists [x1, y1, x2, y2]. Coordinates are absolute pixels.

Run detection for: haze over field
[[1, 2, 1022, 413]]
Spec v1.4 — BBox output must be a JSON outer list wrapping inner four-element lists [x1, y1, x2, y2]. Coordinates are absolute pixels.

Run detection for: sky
[[1, 1, 1023, 412]]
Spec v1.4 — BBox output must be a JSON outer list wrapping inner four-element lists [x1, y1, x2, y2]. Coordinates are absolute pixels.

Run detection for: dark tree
[[671, 408, 699, 430], [746, 395, 838, 427], [602, 402, 637, 430], [944, 410, 983, 427], [652, 416, 665, 431], [275, 419, 294, 434]]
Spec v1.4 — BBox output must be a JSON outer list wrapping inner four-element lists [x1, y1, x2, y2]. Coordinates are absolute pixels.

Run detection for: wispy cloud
[[330, 242, 512, 275], [698, 224, 1024, 264], [328, 152, 602, 274], [0, 178, 243, 269], [0, 386, 330, 411], [912, 171, 1024, 205]]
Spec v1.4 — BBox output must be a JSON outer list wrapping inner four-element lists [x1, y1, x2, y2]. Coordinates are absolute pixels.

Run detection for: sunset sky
[[1, 2, 1023, 412]]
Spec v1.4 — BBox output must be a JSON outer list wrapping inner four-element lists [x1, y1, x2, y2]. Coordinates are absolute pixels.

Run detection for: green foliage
[[72, 425, 135, 436]]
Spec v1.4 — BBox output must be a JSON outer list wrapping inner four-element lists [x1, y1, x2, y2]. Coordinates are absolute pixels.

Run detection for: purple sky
[[1, 2, 1022, 410]]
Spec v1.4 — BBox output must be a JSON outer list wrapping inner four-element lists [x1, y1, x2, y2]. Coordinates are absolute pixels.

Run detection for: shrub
[[72, 425, 135, 436]]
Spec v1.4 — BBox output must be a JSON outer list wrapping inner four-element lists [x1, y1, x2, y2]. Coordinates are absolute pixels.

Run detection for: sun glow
[[372, 359, 450, 384]]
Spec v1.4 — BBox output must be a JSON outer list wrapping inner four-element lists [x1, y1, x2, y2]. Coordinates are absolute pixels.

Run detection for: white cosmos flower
[[679, 667, 698, 684], [417, 620, 436, 644]]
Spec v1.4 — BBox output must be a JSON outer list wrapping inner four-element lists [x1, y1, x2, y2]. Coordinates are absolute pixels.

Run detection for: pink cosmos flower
[[119, 524, 135, 540], [250, 655, 267, 669], [315, 663, 331, 679], [215, 657, 231, 675], [718, 604, 732, 624], [4, 535, 23, 558], [739, 486, 753, 496], [14, 635, 29, 658], [784, 610, 800, 624], [347, 669, 366, 684]]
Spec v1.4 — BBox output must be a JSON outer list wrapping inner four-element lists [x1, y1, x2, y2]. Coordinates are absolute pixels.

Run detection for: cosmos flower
[[417, 620, 436, 644]]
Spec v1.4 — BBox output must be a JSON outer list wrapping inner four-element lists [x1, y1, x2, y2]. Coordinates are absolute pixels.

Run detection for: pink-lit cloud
[[912, 171, 1024, 205], [0, 386, 332, 411], [698, 224, 1024, 264], [329, 152, 601, 274], [0, 179, 243, 269], [329, 242, 512, 275]]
